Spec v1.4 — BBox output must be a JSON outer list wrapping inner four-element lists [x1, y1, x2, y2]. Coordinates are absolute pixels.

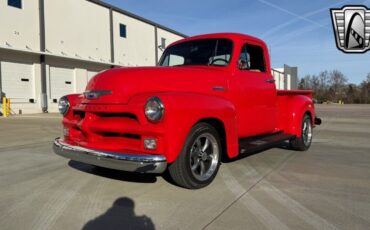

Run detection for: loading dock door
[[1, 61, 34, 103], [49, 67, 74, 103], [87, 71, 98, 82]]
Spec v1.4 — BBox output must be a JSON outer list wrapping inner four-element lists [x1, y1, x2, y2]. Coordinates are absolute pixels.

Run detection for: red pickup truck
[[53, 33, 321, 189]]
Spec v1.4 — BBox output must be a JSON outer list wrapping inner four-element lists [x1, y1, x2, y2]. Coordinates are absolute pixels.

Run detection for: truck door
[[232, 42, 277, 137]]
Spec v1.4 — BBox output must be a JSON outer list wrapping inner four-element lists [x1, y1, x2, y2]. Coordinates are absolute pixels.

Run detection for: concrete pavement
[[0, 105, 369, 230]]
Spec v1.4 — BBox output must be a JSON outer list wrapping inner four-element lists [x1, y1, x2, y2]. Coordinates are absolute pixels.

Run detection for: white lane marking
[[221, 167, 290, 230], [260, 184, 339, 230], [239, 161, 339, 230], [220, 167, 245, 196], [242, 195, 290, 230], [322, 196, 370, 223], [274, 173, 370, 225]]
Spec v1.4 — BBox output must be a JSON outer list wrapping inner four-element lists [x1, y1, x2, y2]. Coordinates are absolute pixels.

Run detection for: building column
[[0, 59, 2, 99], [39, 0, 48, 112], [40, 55, 48, 112], [154, 26, 158, 65], [284, 64, 298, 90], [109, 8, 115, 65]]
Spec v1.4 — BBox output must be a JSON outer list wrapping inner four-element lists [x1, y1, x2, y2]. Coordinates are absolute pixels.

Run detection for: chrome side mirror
[[238, 58, 249, 70]]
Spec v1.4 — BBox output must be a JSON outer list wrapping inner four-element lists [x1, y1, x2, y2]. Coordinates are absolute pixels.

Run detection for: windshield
[[159, 39, 233, 67]]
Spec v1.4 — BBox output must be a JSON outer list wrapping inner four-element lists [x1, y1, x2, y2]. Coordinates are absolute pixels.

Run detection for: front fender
[[131, 93, 238, 163], [63, 94, 83, 119]]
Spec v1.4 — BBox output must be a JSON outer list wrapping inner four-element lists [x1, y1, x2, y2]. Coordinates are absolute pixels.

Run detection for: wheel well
[[304, 111, 312, 122], [197, 118, 228, 161]]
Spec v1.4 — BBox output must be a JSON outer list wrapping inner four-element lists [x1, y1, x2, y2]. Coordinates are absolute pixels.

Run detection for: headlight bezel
[[58, 96, 70, 116], [144, 96, 165, 123]]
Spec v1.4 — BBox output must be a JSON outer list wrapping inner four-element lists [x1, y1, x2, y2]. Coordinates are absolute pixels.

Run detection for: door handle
[[212, 86, 225, 91], [265, 79, 275, 83]]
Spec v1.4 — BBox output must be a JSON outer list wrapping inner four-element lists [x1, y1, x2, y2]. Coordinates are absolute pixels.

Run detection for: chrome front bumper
[[53, 138, 167, 173]]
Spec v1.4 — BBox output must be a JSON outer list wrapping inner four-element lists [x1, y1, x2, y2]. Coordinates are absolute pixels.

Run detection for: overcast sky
[[104, 0, 370, 84]]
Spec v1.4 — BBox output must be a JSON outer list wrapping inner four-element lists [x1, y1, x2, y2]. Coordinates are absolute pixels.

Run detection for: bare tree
[[316, 71, 329, 102], [360, 73, 370, 104], [298, 75, 313, 90], [298, 70, 370, 104], [328, 70, 348, 102], [345, 84, 361, 104]]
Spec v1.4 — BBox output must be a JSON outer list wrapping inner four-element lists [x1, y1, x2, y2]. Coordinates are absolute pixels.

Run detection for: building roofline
[[0, 46, 118, 67], [87, 0, 188, 38]]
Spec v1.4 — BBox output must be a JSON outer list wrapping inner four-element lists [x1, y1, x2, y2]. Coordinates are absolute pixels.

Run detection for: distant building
[[0, 0, 186, 113], [272, 65, 298, 90]]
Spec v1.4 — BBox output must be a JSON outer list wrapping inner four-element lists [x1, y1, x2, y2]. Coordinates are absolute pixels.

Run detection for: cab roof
[[170, 33, 266, 47]]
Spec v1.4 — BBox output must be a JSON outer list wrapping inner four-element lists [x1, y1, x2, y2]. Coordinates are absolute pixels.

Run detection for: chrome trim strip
[[83, 90, 112, 100], [53, 138, 167, 173]]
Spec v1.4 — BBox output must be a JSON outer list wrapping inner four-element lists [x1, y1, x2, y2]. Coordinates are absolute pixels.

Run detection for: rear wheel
[[168, 123, 221, 189], [290, 114, 313, 151]]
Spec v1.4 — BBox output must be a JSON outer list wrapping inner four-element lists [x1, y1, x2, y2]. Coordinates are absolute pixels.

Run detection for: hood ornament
[[83, 90, 112, 100]]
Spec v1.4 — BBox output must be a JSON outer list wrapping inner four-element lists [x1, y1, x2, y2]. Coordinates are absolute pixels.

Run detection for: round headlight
[[58, 96, 70, 116], [145, 97, 164, 122]]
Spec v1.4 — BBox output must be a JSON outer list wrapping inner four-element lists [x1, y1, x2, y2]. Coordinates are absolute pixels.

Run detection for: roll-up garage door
[[49, 66, 74, 102], [87, 71, 98, 82], [1, 61, 34, 103]]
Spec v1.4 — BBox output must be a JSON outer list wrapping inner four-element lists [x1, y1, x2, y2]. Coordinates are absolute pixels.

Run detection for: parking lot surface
[[1, 105, 370, 230]]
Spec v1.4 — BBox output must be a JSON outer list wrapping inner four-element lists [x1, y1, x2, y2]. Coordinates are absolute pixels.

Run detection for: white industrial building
[[0, 0, 186, 114], [0, 0, 298, 114], [272, 65, 298, 90]]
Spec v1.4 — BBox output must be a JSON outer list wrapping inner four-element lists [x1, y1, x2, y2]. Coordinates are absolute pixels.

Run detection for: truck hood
[[83, 66, 228, 104]]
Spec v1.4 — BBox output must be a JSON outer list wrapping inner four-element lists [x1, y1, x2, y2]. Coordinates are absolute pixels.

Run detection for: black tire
[[290, 114, 313, 151], [168, 123, 221, 189]]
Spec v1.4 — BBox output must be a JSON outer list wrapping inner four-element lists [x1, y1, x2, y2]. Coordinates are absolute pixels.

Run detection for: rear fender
[[280, 95, 315, 137]]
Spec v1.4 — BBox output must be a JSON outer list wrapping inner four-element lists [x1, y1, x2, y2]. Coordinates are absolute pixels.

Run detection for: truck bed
[[277, 90, 313, 98], [275, 89, 315, 134]]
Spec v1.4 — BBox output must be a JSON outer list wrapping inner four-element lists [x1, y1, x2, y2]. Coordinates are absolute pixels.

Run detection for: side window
[[119, 24, 127, 38], [162, 54, 185, 66], [160, 38, 166, 49], [8, 0, 22, 9], [238, 44, 266, 72]]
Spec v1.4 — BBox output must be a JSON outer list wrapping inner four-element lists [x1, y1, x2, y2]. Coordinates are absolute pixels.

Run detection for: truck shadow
[[68, 160, 157, 183], [82, 197, 155, 230], [223, 142, 291, 163], [67, 142, 293, 186]]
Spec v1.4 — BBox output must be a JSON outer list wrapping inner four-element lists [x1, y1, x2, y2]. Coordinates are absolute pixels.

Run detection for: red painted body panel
[[276, 91, 315, 137], [60, 33, 316, 164]]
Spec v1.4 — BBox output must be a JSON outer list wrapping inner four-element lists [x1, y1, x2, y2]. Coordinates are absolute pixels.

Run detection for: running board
[[239, 132, 295, 154]]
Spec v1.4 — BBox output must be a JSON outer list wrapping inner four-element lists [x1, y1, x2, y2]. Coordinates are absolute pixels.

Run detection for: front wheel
[[290, 114, 313, 151], [168, 123, 221, 189]]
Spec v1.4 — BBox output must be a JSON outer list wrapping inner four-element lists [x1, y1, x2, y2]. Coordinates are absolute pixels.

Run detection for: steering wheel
[[209, 58, 228, 66]]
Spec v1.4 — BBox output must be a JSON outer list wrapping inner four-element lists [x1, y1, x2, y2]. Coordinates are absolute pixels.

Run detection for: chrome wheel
[[189, 133, 219, 181], [169, 123, 221, 189], [302, 117, 312, 146], [290, 114, 313, 151]]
